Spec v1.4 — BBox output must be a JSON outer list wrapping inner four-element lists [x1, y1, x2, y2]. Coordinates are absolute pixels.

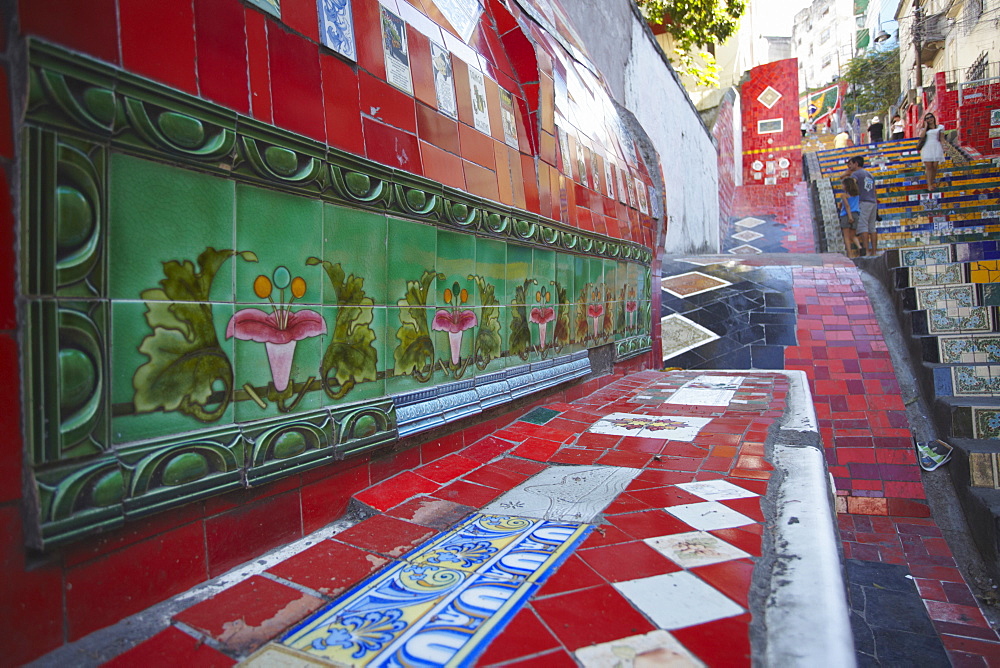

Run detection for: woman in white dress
[[919, 113, 946, 191]]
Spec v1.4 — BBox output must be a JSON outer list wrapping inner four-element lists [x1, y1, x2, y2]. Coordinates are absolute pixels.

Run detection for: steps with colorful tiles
[[877, 241, 1000, 575], [815, 138, 1000, 251]]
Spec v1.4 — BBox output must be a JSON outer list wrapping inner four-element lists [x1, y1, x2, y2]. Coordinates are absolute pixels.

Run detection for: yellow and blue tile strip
[[278, 514, 591, 666]]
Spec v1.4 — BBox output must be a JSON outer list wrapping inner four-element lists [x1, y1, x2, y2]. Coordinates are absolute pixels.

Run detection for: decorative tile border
[[914, 284, 976, 310], [926, 306, 994, 334], [660, 271, 732, 298], [660, 314, 719, 361], [277, 514, 590, 666], [938, 335, 1000, 364]]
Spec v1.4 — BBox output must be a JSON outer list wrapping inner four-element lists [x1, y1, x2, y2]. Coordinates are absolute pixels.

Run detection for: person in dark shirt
[[867, 115, 884, 144], [845, 156, 879, 255]]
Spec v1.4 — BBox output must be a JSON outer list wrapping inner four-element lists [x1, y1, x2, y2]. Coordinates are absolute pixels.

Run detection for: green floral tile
[[432, 304, 479, 380], [314, 305, 386, 406], [436, 230, 477, 308], [322, 205, 388, 307], [111, 301, 235, 445], [479, 304, 507, 374], [386, 306, 443, 395], [533, 248, 556, 288], [555, 251, 575, 307], [588, 257, 604, 290], [108, 154, 236, 302], [506, 243, 533, 307], [387, 218, 438, 310], [236, 184, 323, 307], [231, 297, 326, 423]]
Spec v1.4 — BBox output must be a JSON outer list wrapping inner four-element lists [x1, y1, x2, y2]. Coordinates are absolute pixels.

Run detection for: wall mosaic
[[20, 42, 653, 548]]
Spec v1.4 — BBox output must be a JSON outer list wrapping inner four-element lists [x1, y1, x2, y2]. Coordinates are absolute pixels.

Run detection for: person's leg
[[923, 161, 934, 190], [930, 162, 939, 190], [870, 230, 879, 254], [858, 201, 877, 254], [842, 226, 855, 257]]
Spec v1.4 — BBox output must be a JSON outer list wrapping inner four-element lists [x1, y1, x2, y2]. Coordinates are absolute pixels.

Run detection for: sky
[[756, 0, 814, 37]]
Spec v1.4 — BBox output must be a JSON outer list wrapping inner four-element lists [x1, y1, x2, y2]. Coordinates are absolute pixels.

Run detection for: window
[[821, 28, 831, 42], [758, 118, 784, 133], [966, 52, 988, 81]]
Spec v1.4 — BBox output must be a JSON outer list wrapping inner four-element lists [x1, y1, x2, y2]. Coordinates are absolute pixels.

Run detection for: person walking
[[846, 156, 879, 255], [838, 176, 864, 257], [867, 116, 884, 144], [919, 113, 945, 191], [890, 114, 905, 140]]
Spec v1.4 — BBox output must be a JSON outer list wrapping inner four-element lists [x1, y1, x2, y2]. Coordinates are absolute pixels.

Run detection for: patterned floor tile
[[734, 217, 767, 228], [900, 244, 952, 267], [728, 244, 763, 255], [661, 271, 733, 298], [664, 502, 755, 531], [574, 629, 705, 667], [645, 531, 750, 568], [675, 480, 759, 501], [914, 284, 977, 310], [660, 314, 720, 361], [614, 571, 744, 630], [732, 229, 764, 243], [279, 514, 590, 667], [482, 465, 641, 523], [588, 413, 713, 441], [663, 375, 745, 406]]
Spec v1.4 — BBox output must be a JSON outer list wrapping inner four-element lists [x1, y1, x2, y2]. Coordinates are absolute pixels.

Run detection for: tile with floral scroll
[[646, 531, 750, 568], [587, 413, 712, 441], [280, 514, 590, 666], [663, 375, 745, 406], [661, 271, 732, 298], [319, 0, 356, 60]]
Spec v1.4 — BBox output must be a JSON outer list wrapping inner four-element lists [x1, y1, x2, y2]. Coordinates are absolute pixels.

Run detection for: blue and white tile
[[319, 0, 357, 60]]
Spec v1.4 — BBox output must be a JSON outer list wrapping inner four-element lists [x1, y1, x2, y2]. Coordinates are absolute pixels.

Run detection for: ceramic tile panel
[[588, 413, 712, 441], [914, 284, 976, 310], [899, 244, 952, 267], [938, 335, 1000, 364], [482, 465, 641, 522], [660, 314, 720, 361], [20, 43, 656, 547], [614, 571, 744, 630], [925, 306, 994, 334], [952, 365, 1000, 396], [279, 514, 590, 666], [575, 630, 705, 667], [972, 407, 1000, 440], [645, 530, 751, 568]]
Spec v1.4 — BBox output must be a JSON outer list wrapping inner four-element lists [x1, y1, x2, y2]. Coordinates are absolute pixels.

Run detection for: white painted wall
[[558, 0, 722, 254]]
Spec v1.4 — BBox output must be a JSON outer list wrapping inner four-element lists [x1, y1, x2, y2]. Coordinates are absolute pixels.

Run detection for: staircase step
[[918, 332, 1000, 363], [910, 306, 996, 336], [932, 364, 1000, 398]]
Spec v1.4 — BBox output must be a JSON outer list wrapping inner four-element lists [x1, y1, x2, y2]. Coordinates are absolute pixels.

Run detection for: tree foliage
[[842, 47, 900, 115], [637, 0, 746, 86]]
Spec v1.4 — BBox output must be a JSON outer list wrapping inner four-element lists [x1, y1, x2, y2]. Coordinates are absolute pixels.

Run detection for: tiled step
[[910, 306, 997, 336], [892, 260, 1000, 289], [938, 399, 1000, 440], [932, 364, 1000, 398], [918, 332, 1000, 364]]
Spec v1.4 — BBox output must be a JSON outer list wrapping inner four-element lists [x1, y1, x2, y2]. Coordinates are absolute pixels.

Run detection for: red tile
[[609, 509, 694, 540], [452, 58, 475, 128], [535, 553, 605, 597], [579, 540, 680, 583], [205, 491, 302, 577], [19, 0, 119, 64], [459, 122, 496, 169], [531, 585, 656, 651], [0, 507, 63, 664], [576, 432, 621, 449], [709, 526, 764, 557], [628, 486, 703, 508], [494, 457, 546, 476], [334, 514, 436, 557], [419, 141, 463, 191], [432, 479, 503, 507], [462, 434, 516, 462], [462, 463, 527, 490], [67, 522, 208, 640], [353, 0, 387, 80], [103, 626, 234, 667], [579, 522, 634, 548], [0, 68, 10, 161], [925, 600, 990, 627], [355, 471, 440, 511], [320, 53, 364, 155], [269, 540, 390, 596], [385, 497, 474, 530], [618, 436, 670, 454], [408, 28, 437, 108], [194, 0, 249, 113], [301, 460, 369, 533], [245, 9, 272, 123], [417, 454, 481, 483], [269, 25, 325, 142], [602, 492, 654, 515], [672, 613, 753, 666], [719, 497, 765, 522], [940, 635, 1000, 662], [204, 473, 301, 516], [174, 575, 322, 651], [512, 436, 562, 461], [548, 447, 602, 465], [691, 558, 755, 607], [498, 649, 578, 667], [0, 334, 21, 501], [628, 469, 697, 489], [370, 446, 422, 485], [364, 117, 422, 173], [475, 606, 561, 665], [420, 433, 465, 462], [416, 103, 461, 154], [597, 450, 652, 468], [281, 0, 319, 41], [120, 0, 197, 93], [360, 71, 417, 133]]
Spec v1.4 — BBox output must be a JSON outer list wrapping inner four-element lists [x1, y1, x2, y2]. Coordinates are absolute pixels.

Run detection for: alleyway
[[30, 183, 1000, 667]]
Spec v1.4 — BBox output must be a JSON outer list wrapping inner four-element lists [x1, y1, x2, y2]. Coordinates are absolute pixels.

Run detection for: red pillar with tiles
[[740, 59, 802, 186]]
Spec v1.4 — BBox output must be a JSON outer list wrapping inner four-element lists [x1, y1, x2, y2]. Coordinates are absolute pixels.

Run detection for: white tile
[[614, 571, 744, 630], [664, 502, 755, 531], [663, 375, 744, 406], [575, 629, 705, 667], [675, 480, 758, 501], [735, 216, 766, 228], [646, 531, 750, 568], [482, 465, 641, 523], [588, 413, 712, 442]]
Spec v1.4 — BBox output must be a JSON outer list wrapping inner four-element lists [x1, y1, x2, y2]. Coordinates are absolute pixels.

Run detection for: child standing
[[839, 176, 863, 257]]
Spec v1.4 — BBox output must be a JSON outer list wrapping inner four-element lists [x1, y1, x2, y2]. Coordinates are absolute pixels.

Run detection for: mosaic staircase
[[813, 138, 1000, 252], [879, 241, 1000, 572]]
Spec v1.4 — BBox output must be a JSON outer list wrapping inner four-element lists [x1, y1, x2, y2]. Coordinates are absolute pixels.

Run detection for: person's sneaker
[[915, 439, 953, 471]]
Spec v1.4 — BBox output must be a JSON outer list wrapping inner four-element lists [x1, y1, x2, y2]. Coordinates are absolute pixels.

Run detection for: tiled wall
[[715, 90, 738, 244], [741, 58, 803, 186], [3, 0, 663, 661]]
